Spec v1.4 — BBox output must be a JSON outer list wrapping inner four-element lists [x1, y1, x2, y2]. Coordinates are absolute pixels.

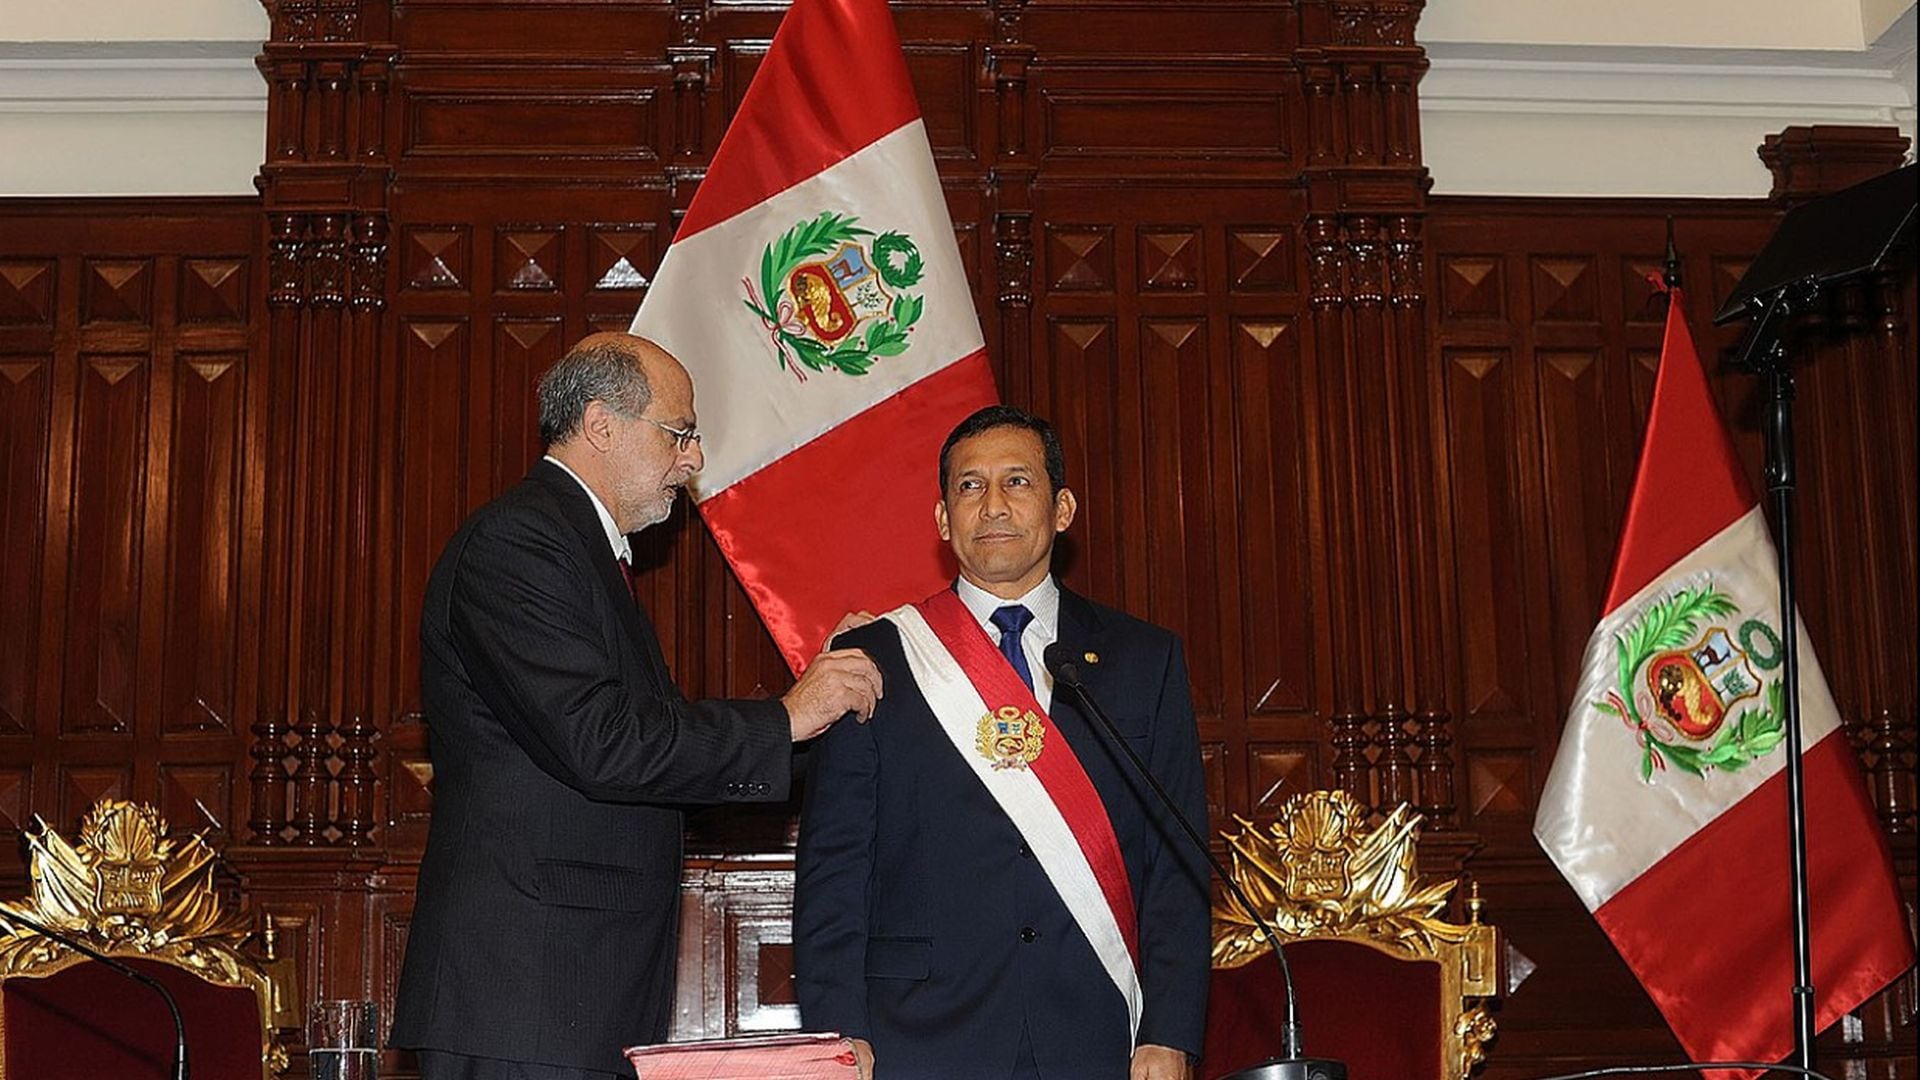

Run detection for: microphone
[[3, 909, 191, 1080], [1043, 643, 1345, 1080]]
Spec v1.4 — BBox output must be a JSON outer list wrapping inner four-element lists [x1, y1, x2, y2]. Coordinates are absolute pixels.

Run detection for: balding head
[[538, 332, 689, 447]]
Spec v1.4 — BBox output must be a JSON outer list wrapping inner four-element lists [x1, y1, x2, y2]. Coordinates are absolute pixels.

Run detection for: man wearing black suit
[[392, 333, 882, 1080], [795, 406, 1210, 1080]]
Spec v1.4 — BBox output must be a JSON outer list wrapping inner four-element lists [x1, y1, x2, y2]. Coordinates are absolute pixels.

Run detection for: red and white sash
[[885, 589, 1143, 1041]]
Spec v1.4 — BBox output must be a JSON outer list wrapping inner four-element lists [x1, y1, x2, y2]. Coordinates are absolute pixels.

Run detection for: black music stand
[[1713, 162, 1916, 1073]]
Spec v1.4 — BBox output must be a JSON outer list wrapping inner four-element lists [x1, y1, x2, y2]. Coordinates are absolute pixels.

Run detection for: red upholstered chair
[[0, 800, 299, 1080], [1201, 791, 1501, 1080]]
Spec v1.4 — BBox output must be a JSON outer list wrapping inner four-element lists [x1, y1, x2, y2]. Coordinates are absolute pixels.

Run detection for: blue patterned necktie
[[990, 604, 1036, 692]]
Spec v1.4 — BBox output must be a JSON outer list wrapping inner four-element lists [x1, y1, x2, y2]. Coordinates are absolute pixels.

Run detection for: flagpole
[[1732, 280, 1821, 1072]]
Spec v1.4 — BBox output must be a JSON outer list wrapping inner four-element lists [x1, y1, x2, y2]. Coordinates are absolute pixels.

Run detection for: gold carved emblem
[[976, 705, 1046, 770], [0, 800, 300, 1074], [1212, 790, 1502, 1078]]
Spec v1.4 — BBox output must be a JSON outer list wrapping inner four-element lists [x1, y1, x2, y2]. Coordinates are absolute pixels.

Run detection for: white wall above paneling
[[0, 42, 265, 195], [2, 0, 266, 43], [1422, 6, 1917, 196], [1421, 0, 1893, 50], [0, 1, 1913, 198]]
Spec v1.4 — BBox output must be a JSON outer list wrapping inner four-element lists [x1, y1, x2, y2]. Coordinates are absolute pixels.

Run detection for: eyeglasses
[[641, 416, 702, 452]]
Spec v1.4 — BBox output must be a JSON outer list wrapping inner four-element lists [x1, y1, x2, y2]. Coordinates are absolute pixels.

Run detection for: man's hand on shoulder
[[826, 609, 877, 641], [782, 611, 883, 740], [1131, 1044, 1191, 1080]]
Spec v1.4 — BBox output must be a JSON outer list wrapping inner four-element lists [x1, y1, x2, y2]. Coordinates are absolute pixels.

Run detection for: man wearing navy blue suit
[[795, 406, 1210, 1080]]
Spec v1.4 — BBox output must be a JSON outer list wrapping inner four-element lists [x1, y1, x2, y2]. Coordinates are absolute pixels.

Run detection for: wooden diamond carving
[[391, 752, 436, 822], [1452, 353, 1501, 381], [180, 259, 248, 324], [1467, 752, 1532, 818], [1228, 228, 1294, 292], [1140, 228, 1201, 291], [497, 228, 561, 292], [59, 766, 130, 830], [1047, 226, 1113, 291], [0, 261, 54, 326], [159, 764, 233, 837], [1248, 744, 1317, 818], [408, 321, 461, 350], [589, 226, 653, 291], [403, 227, 469, 290], [1530, 256, 1596, 321], [83, 259, 152, 325], [1440, 255, 1503, 320]]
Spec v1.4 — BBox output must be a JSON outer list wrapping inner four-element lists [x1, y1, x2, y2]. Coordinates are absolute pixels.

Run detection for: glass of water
[[308, 999, 380, 1080]]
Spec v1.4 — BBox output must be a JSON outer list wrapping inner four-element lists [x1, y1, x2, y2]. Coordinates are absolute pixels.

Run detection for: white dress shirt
[[954, 574, 1060, 713], [544, 454, 631, 564]]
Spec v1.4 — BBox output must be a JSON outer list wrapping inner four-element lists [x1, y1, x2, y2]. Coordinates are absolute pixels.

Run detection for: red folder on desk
[[625, 1033, 857, 1080]]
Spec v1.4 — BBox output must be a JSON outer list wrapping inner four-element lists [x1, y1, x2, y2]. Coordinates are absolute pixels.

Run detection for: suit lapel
[[1049, 588, 1109, 732], [528, 460, 673, 689]]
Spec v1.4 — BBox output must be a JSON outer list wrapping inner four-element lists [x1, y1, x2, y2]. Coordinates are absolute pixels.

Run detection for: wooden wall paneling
[[0, 201, 262, 865], [1864, 266, 1918, 838]]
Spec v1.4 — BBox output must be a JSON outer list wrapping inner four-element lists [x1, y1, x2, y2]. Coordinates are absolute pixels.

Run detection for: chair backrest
[[2, 955, 269, 1080], [0, 799, 298, 1080], [1201, 791, 1500, 1080]]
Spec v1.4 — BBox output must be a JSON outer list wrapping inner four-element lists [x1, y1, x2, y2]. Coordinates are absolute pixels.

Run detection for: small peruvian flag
[[1534, 285, 1914, 1077], [632, 0, 996, 671]]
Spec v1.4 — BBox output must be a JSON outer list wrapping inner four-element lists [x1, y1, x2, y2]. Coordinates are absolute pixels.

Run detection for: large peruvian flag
[[632, 0, 996, 671], [1534, 286, 1913, 1077]]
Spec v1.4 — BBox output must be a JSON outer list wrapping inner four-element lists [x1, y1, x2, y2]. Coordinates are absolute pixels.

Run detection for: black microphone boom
[[3, 909, 191, 1080], [1042, 643, 1346, 1080]]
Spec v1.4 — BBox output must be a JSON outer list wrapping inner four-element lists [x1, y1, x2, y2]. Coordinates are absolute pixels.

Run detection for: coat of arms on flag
[[1599, 582, 1788, 779], [742, 211, 926, 380]]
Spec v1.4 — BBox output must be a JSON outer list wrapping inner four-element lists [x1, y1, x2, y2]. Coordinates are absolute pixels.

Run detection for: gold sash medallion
[[976, 705, 1046, 770]]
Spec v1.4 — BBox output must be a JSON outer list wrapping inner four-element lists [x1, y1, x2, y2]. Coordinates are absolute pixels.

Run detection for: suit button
[[1019, 927, 1037, 943], [1018, 843, 1032, 859]]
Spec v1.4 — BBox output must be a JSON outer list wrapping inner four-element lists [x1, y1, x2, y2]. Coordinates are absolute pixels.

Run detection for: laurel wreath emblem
[[741, 211, 925, 379], [1595, 583, 1788, 781]]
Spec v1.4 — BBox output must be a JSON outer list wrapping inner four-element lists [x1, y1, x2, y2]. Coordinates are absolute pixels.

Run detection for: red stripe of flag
[[1602, 286, 1756, 615], [1594, 730, 1913, 1080], [674, 0, 923, 242]]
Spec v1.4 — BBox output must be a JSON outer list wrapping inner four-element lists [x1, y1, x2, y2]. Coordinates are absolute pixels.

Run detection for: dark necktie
[[617, 555, 640, 604], [990, 604, 1036, 692]]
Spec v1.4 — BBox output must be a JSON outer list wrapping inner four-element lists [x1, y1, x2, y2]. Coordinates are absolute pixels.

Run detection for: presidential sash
[[885, 589, 1143, 1042]]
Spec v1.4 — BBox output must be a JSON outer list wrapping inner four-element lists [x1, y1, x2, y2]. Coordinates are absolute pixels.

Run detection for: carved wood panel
[[0, 201, 262, 850]]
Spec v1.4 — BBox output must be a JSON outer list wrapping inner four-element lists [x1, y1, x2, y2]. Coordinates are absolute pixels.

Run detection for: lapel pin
[[1083, 651, 1100, 665]]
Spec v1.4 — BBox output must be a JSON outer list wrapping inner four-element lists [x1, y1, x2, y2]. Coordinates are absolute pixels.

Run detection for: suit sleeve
[[1134, 635, 1212, 1055], [442, 509, 791, 804], [792, 629, 883, 1040]]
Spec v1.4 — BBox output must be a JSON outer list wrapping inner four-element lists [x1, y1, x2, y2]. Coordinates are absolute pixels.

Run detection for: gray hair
[[537, 339, 653, 445]]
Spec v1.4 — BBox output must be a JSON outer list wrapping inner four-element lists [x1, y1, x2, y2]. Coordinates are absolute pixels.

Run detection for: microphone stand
[[3, 909, 192, 1080], [1045, 646, 1347, 1080]]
